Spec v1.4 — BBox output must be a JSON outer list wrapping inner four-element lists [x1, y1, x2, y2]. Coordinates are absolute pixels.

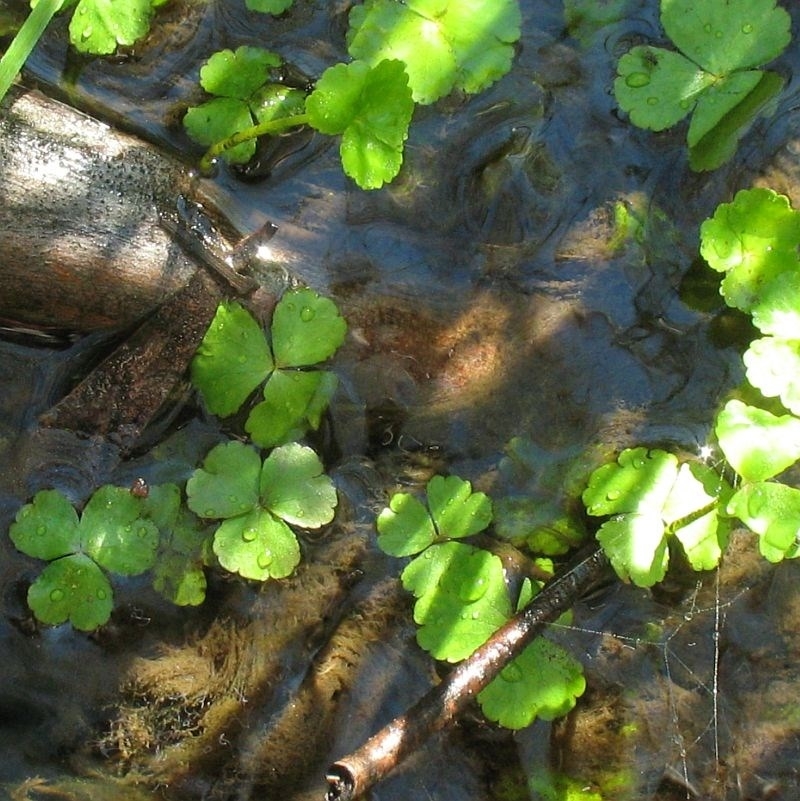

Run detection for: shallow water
[[4, 0, 800, 798]]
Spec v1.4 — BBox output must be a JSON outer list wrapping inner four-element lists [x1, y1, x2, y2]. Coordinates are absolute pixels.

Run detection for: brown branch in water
[[325, 543, 611, 801]]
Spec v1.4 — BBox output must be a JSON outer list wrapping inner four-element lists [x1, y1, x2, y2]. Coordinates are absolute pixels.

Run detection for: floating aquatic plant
[[614, 0, 790, 170]]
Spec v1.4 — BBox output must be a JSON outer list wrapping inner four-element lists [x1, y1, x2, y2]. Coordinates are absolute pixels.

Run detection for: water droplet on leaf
[[500, 662, 523, 683], [242, 527, 258, 542], [625, 72, 650, 88], [742, 23, 754, 34], [257, 550, 273, 569], [300, 306, 315, 322], [703, 23, 712, 33], [50, 588, 65, 603], [36, 525, 47, 536], [458, 576, 488, 603], [96, 588, 107, 600], [646, 96, 658, 106], [606, 490, 621, 501]]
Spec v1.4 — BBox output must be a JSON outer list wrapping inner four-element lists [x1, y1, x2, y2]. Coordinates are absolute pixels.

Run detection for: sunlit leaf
[[727, 482, 800, 562], [212, 506, 300, 580], [191, 301, 273, 417], [427, 475, 493, 540], [744, 337, 800, 416], [596, 512, 670, 586], [477, 638, 586, 727], [306, 59, 414, 189], [750, 269, 800, 337], [376, 492, 436, 556], [401, 541, 511, 662], [80, 485, 159, 576], [27, 554, 113, 630], [68, 0, 152, 55], [9, 489, 80, 561], [186, 440, 261, 519], [259, 442, 337, 528], [199, 46, 282, 99], [715, 399, 800, 482], [271, 288, 348, 368]]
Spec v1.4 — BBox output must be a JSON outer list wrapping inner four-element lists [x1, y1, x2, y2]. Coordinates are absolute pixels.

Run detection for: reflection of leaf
[[401, 542, 510, 662], [347, 0, 521, 104], [477, 638, 586, 727], [727, 482, 800, 562], [306, 59, 414, 189], [191, 301, 272, 417], [715, 399, 800, 482], [27, 554, 113, 631]]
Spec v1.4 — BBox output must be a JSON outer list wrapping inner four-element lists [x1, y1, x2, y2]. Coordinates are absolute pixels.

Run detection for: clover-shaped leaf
[[191, 301, 272, 417], [186, 440, 261, 520], [377, 475, 492, 557], [583, 448, 725, 585], [727, 482, 800, 562], [614, 0, 790, 170], [744, 337, 800, 416], [477, 637, 586, 728], [199, 46, 282, 100], [259, 442, 337, 528], [346, 0, 521, 104], [401, 541, 511, 662], [306, 59, 414, 189], [27, 554, 113, 631], [715, 399, 800, 482], [68, 0, 153, 55]]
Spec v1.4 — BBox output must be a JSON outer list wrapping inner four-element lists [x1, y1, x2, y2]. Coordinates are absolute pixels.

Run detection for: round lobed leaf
[[596, 512, 670, 587], [259, 442, 337, 528], [401, 541, 511, 662], [212, 507, 300, 580], [199, 46, 282, 99], [80, 485, 159, 576], [186, 440, 261, 519], [27, 554, 113, 630], [271, 288, 347, 368], [751, 269, 800, 338], [10, 489, 80, 561], [727, 482, 800, 562], [191, 301, 273, 417], [744, 337, 800, 417], [377, 492, 436, 557], [715, 399, 800, 482], [477, 638, 586, 728], [426, 474, 492, 540], [69, 0, 153, 55], [661, 0, 790, 75]]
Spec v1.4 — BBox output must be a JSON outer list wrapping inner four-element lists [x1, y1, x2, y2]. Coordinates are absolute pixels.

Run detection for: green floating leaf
[[661, 0, 791, 75], [186, 440, 261, 519], [191, 301, 273, 417], [246, 370, 338, 448], [477, 638, 586, 728], [213, 506, 300, 580], [306, 59, 414, 189], [80, 485, 159, 576], [494, 498, 586, 556], [347, 0, 521, 104], [727, 482, 800, 562], [245, 0, 293, 14], [27, 554, 113, 631], [251, 83, 307, 126], [744, 337, 800, 416], [10, 489, 80, 561], [377, 492, 436, 556], [259, 442, 337, 528], [715, 399, 800, 481], [596, 512, 670, 586], [401, 541, 511, 662], [271, 288, 348, 368], [199, 45, 282, 99], [614, 46, 712, 131], [699, 188, 800, 313], [427, 475, 493, 541], [68, 0, 152, 55], [183, 97, 257, 164]]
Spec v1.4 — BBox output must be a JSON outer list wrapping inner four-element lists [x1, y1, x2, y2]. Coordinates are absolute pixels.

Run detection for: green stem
[[0, 0, 64, 103], [199, 112, 310, 173]]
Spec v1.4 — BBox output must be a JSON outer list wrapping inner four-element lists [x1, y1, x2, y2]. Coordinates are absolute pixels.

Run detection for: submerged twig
[[325, 543, 610, 801]]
